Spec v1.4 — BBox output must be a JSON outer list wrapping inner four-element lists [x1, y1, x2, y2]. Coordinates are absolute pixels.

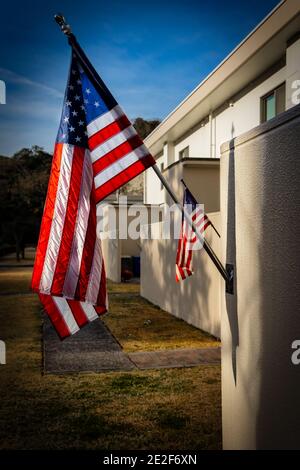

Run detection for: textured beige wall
[[183, 165, 220, 213], [221, 103, 300, 449]]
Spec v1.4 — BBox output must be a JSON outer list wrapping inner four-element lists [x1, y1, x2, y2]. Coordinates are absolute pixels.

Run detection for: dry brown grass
[[104, 291, 220, 352], [106, 279, 140, 293], [0, 269, 221, 450], [0, 267, 32, 293]]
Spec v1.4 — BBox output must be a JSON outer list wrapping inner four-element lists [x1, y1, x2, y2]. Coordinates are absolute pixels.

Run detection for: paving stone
[[44, 350, 136, 374], [43, 315, 135, 374], [128, 347, 221, 370]]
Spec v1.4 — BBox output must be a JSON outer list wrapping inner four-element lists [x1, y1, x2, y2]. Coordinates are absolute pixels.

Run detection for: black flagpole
[[180, 178, 221, 238], [54, 13, 233, 290]]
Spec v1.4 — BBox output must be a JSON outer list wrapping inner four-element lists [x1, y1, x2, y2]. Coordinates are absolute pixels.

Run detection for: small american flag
[[32, 48, 155, 339], [176, 188, 211, 282]]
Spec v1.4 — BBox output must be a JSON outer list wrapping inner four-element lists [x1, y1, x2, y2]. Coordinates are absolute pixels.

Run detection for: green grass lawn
[[0, 268, 222, 450]]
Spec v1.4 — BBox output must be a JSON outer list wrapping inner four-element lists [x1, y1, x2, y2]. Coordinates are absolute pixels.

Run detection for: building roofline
[[163, 157, 220, 172], [145, 0, 299, 152]]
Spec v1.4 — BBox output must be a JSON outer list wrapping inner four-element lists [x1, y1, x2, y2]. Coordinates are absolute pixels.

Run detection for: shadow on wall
[[225, 143, 239, 385]]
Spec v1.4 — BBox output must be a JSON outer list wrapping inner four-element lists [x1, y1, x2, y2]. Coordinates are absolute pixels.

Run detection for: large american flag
[[32, 48, 155, 338], [176, 188, 211, 282]]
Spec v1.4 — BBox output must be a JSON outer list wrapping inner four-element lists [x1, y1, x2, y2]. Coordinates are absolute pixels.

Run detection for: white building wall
[[146, 64, 291, 205], [174, 66, 287, 165], [174, 67, 287, 171], [215, 67, 287, 156], [144, 154, 165, 205], [174, 124, 210, 160]]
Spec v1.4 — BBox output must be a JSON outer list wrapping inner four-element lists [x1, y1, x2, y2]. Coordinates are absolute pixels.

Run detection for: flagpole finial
[[54, 13, 73, 38]]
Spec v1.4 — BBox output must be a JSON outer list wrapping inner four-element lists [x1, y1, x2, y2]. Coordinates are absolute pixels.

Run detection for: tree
[[0, 147, 52, 260], [133, 117, 160, 140]]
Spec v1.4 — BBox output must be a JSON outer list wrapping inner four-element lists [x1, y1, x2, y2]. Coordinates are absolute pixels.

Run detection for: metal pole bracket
[[226, 264, 234, 294]]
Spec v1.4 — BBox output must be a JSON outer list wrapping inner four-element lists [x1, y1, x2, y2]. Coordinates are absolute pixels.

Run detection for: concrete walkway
[[128, 347, 220, 370], [44, 316, 220, 374], [43, 316, 135, 374]]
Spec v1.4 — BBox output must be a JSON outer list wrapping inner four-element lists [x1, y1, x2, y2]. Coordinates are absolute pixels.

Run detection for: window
[[179, 146, 189, 160], [261, 83, 285, 123]]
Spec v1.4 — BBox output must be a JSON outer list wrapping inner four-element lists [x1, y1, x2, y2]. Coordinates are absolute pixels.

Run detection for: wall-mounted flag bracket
[[226, 264, 234, 294]]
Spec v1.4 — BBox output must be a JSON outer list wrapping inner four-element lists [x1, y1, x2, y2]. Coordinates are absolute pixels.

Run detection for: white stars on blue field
[[56, 59, 88, 148], [77, 59, 117, 124], [57, 52, 119, 147]]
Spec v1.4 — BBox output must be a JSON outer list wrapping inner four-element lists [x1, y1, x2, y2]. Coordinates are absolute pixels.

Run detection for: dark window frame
[[179, 146, 189, 160], [260, 82, 286, 123]]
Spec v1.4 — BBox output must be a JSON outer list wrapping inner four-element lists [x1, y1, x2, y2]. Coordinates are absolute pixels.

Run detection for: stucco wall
[[221, 103, 300, 449]]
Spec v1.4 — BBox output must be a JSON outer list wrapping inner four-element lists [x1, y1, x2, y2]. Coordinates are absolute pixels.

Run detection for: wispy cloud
[[0, 68, 64, 98], [0, 98, 61, 123]]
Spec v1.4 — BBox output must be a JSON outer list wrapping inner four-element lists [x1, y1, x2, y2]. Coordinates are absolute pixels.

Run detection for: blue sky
[[0, 0, 279, 156]]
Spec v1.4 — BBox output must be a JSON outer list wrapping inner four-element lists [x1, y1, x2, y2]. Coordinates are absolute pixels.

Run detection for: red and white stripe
[[39, 293, 107, 339], [175, 208, 211, 282], [87, 104, 155, 203], [32, 142, 107, 339]]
